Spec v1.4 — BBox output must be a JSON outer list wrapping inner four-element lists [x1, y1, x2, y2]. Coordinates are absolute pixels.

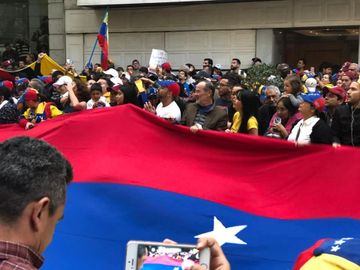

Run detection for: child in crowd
[[87, 83, 110, 109], [283, 75, 304, 107]]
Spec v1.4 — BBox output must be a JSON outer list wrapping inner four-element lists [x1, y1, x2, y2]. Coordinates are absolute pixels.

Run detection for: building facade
[[49, 0, 360, 70]]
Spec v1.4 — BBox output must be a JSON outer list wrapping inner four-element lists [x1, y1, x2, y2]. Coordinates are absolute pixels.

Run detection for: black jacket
[[331, 104, 360, 146]]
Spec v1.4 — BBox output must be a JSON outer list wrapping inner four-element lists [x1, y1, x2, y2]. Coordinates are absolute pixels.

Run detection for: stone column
[[256, 29, 276, 65], [48, 0, 65, 64]]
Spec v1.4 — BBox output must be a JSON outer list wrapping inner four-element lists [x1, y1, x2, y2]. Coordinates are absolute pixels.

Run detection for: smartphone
[[125, 241, 210, 270]]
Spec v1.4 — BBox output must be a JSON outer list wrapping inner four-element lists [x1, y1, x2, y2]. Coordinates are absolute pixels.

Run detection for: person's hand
[[332, 142, 341, 148], [164, 117, 176, 124], [140, 77, 155, 85], [25, 122, 35, 130], [163, 238, 230, 270], [66, 82, 75, 92], [189, 238, 230, 270], [93, 101, 106, 108], [272, 123, 284, 132], [190, 123, 202, 133], [143, 101, 156, 114], [37, 53, 45, 63]]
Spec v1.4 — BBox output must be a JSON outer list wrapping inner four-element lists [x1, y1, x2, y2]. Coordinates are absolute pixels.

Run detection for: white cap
[[53, 75, 72, 87], [214, 64, 222, 70], [104, 68, 119, 78], [121, 72, 131, 81], [110, 77, 123, 86], [305, 78, 317, 92]]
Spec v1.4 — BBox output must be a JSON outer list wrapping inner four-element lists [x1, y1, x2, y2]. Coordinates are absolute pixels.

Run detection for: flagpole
[[86, 7, 109, 68], [86, 39, 98, 68]]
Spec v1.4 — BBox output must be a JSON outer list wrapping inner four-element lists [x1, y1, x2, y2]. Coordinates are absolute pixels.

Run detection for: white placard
[[149, 49, 168, 68]]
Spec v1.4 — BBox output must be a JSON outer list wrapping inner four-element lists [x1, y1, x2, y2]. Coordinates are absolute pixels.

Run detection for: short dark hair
[[0, 86, 11, 100], [90, 82, 103, 93], [203, 58, 213, 66], [298, 58, 306, 65], [232, 58, 241, 65], [223, 73, 242, 88], [0, 137, 73, 224]]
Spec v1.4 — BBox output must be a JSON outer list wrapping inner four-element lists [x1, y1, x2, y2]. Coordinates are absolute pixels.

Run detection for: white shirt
[[86, 96, 110, 109], [156, 100, 181, 122], [288, 116, 320, 144], [0, 100, 8, 110]]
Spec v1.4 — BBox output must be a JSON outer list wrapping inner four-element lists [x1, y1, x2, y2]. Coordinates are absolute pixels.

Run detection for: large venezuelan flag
[[0, 105, 359, 270]]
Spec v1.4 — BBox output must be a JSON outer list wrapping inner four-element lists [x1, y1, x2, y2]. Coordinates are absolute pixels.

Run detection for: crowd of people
[[0, 53, 359, 147]]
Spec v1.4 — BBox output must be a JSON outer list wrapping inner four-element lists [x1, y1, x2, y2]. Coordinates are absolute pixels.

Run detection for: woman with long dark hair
[[229, 89, 260, 135], [265, 96, 303, 139]]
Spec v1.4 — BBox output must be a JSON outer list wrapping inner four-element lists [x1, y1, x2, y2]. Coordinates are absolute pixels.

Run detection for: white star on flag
[[334, 239, 346, 245], [195, 216, 247, 246], [331, 245, 341, 252]]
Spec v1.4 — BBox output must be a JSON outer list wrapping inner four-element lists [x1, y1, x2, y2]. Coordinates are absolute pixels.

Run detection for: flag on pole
[[97, 10, 109, 70]]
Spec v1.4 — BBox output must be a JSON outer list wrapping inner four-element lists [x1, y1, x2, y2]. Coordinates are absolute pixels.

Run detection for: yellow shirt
[[230, 112, 241, 133], [231, 113, 258, 133], [23, 102, 63, 123], [247, 116, 258, 131], [103, 92, 111, 104]]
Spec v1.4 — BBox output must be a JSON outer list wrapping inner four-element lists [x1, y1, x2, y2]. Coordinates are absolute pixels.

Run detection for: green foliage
[[243, 64, 283, 92]]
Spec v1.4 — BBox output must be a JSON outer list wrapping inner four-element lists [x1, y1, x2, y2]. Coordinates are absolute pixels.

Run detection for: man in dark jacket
[[332, 81, 360, 146]]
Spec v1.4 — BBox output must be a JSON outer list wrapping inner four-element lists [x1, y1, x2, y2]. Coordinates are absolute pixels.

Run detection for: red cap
[[111, 84, 121, 93], [167, 82, 180, 97], [324, 86, 346, 100], [24, 88, 39, 102], [161, 62, 172, 72], [2, 60, 12, 67], [2, 80, 14, 90], [313, 97, 325, 112], [341, 71, 358, 81]]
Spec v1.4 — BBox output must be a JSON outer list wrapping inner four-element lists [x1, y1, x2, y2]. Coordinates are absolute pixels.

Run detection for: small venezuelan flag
[[97, 10, 109, 70]]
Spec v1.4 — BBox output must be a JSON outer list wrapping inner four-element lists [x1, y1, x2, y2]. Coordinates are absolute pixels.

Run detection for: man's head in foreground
[[0, 136, 73, 254]]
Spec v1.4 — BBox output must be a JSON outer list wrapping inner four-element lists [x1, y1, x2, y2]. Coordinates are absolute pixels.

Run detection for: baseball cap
[[104, 68, 119, 78], [293, 238, 360, 270], [158, 80, 180, 97], [2, 80, 14, 90], [161, 62, 172, 72], [323, 86, 346, 100], [24, 88, 39, 102], [53, 76, 72, 87], [305, 78, 317, 92], [301, 93, 325, 112]]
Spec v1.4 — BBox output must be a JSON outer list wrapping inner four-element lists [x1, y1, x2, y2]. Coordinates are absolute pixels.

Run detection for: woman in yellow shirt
[[229, 89, 260, 135]]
